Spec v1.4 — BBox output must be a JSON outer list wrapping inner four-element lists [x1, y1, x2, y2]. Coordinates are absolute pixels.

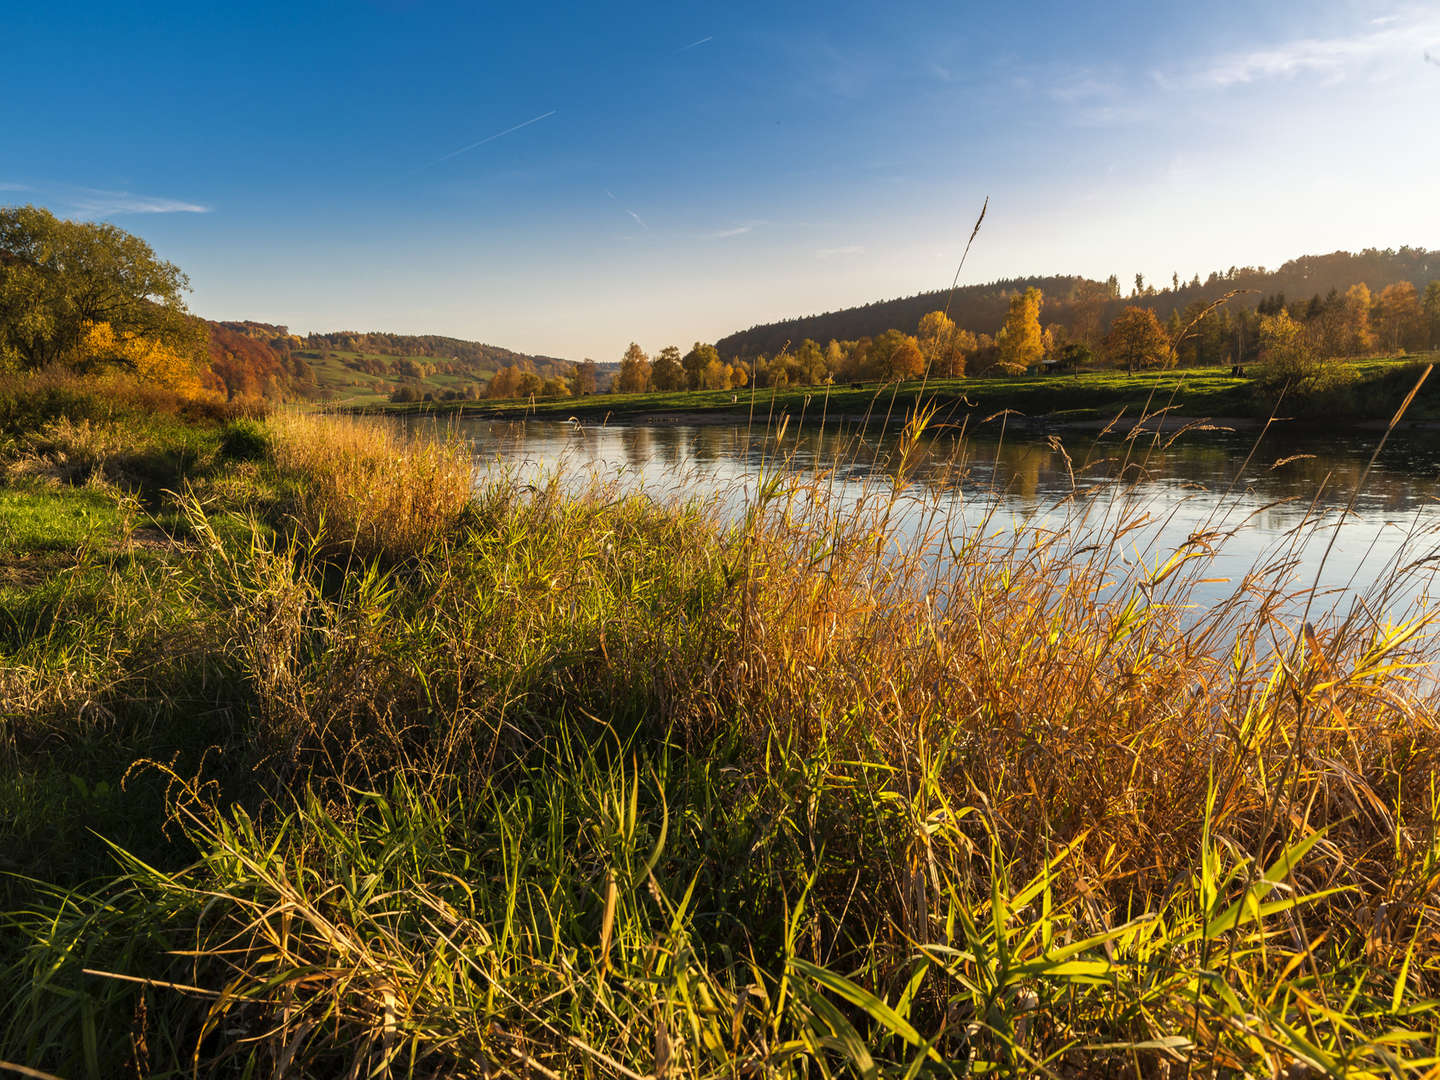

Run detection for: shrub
[[218, 417, 269, 461]]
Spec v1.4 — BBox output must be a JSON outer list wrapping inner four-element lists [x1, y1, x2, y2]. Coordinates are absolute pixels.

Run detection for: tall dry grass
[[266, 411, 475, 561]]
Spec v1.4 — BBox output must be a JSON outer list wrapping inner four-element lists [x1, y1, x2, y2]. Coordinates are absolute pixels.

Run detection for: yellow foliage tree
[[996, 288, 1043, 373], [81, 320, 207, 393], [1341, 284, 1376, 355], [1103, 306, 1171, 371], [1254, 309, 1350, 398], [1375, 282, 1425, 351], [916, 310, 974, 378], [616, 343, 651, 393]]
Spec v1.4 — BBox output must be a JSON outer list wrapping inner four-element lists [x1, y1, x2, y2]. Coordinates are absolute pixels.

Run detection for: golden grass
[[266, 410, 475, 562]]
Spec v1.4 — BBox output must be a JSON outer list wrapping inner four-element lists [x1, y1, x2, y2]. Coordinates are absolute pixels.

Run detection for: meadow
[[2, 368, 1440, 1077], [303, 348, 495, 406], [384, 354, 1440, 431]]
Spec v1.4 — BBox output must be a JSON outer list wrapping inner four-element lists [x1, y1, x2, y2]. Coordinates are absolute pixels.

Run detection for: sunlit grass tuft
[[266, 410, 475, 562]]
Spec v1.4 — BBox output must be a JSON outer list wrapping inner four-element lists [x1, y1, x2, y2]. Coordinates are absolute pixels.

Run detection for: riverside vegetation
[[377, 352, 1440, 430], [2, 366, 1440, 1078]]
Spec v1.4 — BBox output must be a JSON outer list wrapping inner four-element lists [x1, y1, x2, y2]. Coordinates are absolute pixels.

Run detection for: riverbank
[[3, 373, 1440, 1076], [369, 354, 1440, 435]]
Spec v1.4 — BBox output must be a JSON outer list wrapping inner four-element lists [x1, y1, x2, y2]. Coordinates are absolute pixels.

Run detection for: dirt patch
[[0, 555, 68, 590], [127, 527, 179, 553]]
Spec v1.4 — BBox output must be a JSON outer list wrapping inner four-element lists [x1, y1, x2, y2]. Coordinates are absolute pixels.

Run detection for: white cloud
[[700, 224, 754, 240], [0, 182, 30, 192], [816, 245, 864, 259], [67, 188, 211, 215], [1185, 13, 1440, 89]]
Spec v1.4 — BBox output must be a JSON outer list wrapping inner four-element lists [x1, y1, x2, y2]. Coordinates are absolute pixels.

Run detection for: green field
[[374, 354, 1440, 429], [303, 348, 495, 406]]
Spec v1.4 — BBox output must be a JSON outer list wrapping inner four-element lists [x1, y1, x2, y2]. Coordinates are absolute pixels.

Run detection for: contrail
[[433, 109, 558, 164], [625, 208, 649, 231], [678, 35, 712, 51]]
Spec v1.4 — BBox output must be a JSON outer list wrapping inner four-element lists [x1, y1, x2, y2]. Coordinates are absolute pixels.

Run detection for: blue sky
[[4, 1, 1437, 359]]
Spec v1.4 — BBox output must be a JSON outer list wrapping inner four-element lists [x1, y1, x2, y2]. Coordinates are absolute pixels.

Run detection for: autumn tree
[[1375, 282, 1425, 351], [863, 329, 924, 382], [915, 311, 973, 378], [650, 345, 686, 390], [1067, 281, 1112, 349], [0, 204, 203, 377], [1424, 281, 1440, 348], [1253, 309, 1350, 398], [916, 310, 954, 374], [80, 319, 208, 392], [682, 342, 721, 389], [516, 371, 543, 398], [701, 356, 729, 389], [996, 288, 1044, 373], [1338, 284, 1376, 355], [487, 365, 522, 398], [1103, 306, 1171, 372], [792, 339, 827, 384], [890, 336, 925, 381], [573, 358, 598, 394], [1057, 342, 1092, 371], [616, 343, 651, 393]]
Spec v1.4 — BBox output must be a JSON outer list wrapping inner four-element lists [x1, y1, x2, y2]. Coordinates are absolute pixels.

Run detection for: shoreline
[[356, 355, 1440, 439]]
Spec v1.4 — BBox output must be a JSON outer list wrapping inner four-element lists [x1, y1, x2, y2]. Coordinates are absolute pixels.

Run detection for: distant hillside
[[303, 331, 565, 370], [200, 323, 573, 405], [716, 247, 1438, 358], [205, 322, 303, 401]]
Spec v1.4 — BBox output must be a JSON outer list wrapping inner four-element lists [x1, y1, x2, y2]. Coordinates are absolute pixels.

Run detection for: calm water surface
[[405, 414, 1440, 623]]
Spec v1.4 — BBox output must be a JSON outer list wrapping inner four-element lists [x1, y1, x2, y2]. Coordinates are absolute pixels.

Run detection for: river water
[[405, 413, 1440, 626]]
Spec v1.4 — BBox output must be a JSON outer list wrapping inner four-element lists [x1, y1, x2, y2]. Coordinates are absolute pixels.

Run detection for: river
[[402, 413, 1440, 626]]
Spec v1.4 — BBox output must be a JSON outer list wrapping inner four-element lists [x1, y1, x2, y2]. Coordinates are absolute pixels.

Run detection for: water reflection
[[401, 414, 1440, 621]]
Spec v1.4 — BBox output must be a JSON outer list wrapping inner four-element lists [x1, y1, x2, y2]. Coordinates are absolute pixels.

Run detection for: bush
[[218, 417, 269, 461], [1252, 310, 1355, 404]]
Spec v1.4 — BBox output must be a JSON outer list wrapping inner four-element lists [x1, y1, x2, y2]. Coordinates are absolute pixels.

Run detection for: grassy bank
[[374, 353, 1440, 431], [2, 372, 1440, 1077]]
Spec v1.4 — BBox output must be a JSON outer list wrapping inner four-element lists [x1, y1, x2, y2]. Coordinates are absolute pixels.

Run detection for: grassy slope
[[304, 348, 495, 406], [2, 387, 1440, 1076], [375, 354, 1440, 428]]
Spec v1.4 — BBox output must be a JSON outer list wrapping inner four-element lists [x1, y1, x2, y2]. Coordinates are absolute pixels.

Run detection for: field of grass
[[303, 348, 495, 406], [380, 353, 1440, 431], [3, 373, 1440, 1076]]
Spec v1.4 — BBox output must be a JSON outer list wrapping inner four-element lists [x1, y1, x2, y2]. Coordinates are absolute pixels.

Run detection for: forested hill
[[202, 322, 571, 403], [302, 331, 565, 368], [716, 247, 1437, 358]]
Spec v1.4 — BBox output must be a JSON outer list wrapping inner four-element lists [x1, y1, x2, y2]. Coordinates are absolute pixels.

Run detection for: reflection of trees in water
[[618, 426, 653, 468], [690, 426, 740, 464], [649, 426, 687, 467], [452, 415, 1440, 523]]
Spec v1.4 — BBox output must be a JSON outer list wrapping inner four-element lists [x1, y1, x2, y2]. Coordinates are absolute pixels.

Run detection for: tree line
[[7, 205, 1436, 410], [591, 277, 1439, 399], [716, 248, 1439, 363]]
